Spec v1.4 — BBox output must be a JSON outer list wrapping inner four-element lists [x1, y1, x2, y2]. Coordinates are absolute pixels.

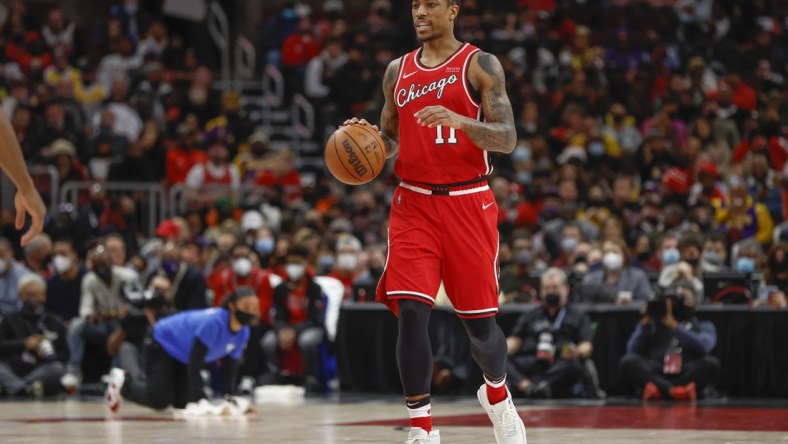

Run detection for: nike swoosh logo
[[403, 71, 417, 79], [482, 202, 495, 210]]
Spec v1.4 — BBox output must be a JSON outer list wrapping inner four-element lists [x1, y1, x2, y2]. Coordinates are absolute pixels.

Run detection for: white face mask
[[603, 252, 624, 270], [232, 258, 253, 277], [336, 253, 358, 271], [0, 259, 8, 274], [285, 263, 306, 281], [53, 255, 73, 274]]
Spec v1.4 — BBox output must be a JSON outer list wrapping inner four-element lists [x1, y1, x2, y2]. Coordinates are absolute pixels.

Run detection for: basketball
[[325, 124, 386, 185]]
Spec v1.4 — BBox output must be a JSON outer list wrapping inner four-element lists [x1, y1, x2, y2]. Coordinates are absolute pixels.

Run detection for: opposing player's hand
[[341, 118, 379, 132], [15, 187, 46, 246], [414, 106, 464, 129]]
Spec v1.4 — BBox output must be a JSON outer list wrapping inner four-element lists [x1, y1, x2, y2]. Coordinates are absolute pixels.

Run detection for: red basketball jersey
[[394, 42, 490, 184]]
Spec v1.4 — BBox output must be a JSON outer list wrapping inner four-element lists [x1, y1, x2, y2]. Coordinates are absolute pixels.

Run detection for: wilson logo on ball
[[342, 139, 368, 176]]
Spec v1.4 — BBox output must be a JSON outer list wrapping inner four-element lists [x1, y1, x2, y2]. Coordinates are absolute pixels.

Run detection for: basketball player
[[343, 1, 526, 442], [0, 110, 46, 246]]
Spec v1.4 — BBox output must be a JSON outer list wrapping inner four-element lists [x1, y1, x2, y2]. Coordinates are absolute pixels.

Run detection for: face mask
[[561, 237, 578, 253], [22, 299, 44, 316], [544, 293, 561, 308], [234, 309, 258, 326], [0, 259, 9, 274], [612, 114, 624, 123], [285, 263, 306, 281], [588, 141, 605, 157], [515, 250, 532, 265], [662, 248, 680, 266], [95, 266, 112, 282], [512, 146, 531, 163], [317, 254, 335, 270], [637, 251, 651, 262], [685, 257, 700, 268], [516, 171, 533, 185], [337, 253, 358, 271], [161, 259, 180, 276], [702, 251, 722, 266], [124, 3, 138, 14], [736, 257, 756, 274], [53, 255, 72, 274], [232, 258, 253, 277], [603, 252, 624, 270], [254, 238, 275, 255]]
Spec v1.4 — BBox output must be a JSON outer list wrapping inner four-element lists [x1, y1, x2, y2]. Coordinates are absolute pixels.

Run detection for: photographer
[[0, 274, 68, 397], [505, 268, 593, 398], [619, 283, 719, 401]]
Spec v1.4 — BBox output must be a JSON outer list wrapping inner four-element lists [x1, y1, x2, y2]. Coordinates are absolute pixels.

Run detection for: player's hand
[[15, 187, 46, 246], [414, 106, 465, 129], [341, 118, 379, 132], [660, 299, 678, 331]]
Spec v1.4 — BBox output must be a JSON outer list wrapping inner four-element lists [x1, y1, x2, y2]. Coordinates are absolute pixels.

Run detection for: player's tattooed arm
[[379, 58, 401, 159], [462, 52, 516, 153]]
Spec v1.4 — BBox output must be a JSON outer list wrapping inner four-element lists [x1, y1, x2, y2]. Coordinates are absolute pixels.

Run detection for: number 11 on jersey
[[434, 125, 458, 145]]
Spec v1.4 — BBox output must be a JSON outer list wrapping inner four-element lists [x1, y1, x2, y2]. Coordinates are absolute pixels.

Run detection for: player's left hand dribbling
[[414, 106, 463, 129]]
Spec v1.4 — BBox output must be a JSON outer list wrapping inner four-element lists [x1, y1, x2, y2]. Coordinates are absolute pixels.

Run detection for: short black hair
[[678, 232, 704, 252], [448, 0, 460, 5], [221, 286, 256, 308], [286, 245, 310, 260]]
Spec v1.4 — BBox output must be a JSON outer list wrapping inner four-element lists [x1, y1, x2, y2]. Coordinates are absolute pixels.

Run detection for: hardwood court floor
[[0, 396, 786, 443]]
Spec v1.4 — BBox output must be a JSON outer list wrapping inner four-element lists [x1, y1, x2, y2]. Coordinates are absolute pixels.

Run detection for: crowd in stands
[[0, 0, 786, 399]]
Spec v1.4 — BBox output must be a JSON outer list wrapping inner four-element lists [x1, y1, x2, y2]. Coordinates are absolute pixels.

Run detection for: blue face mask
[[512, 146, 531, 163], [255, 238, 275, 255], [318, 254, 335, 270], [516, 171, 532, 185], [662, 248, 680, 266], [736, 257, 756, 274], [588, 142, 605, 157]]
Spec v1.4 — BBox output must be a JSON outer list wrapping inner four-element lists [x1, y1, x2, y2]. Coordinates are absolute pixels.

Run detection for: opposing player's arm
[[463, 52, 516, 153], [379, 58, 401, 159], [414, 52, 516, 153]]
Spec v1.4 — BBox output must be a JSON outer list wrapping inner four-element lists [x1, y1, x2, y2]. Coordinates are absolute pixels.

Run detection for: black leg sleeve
[[460, 316, 508, 380], [396, 300, 433, 397], [219, 357, 240, 396], [187, 338, 209, 403]]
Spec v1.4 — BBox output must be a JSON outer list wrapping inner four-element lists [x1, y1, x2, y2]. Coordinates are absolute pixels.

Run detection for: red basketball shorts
[[375, 180, 500, 318]]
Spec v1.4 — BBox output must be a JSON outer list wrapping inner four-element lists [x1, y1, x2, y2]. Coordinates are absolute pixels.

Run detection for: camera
[[536, 332, 556, 362], [38, 339, 55, 360]]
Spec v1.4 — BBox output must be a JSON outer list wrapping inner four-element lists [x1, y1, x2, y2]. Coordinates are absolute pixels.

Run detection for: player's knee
[[398, 300, 429, 329]]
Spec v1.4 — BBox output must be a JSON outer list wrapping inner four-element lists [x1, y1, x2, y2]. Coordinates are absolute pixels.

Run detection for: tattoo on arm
[[380, 59, 401, 159], [460, 52, 516, 153]]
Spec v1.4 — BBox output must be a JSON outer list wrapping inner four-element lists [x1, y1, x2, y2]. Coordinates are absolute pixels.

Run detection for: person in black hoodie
[[261, 246, 324, 392], [0, 274, 68, 397]]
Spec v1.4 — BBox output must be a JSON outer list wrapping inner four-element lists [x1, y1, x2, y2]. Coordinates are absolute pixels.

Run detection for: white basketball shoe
[[404, 427, 441, 444], [477, 384, 527, 444], [105, 368, 126, 413]]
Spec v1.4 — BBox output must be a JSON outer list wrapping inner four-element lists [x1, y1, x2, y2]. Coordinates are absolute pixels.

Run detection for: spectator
[[731, 239, 764, 275], [658, 233, 704, 304], [619, 285, 719, 401], [764, 241, 787, 290], [210, 243, 275, 322], [581, 239, 653, 303], [506, 268, 593, 398], [261, 246, 325, 392], [713, 177, 774, 245], [63, 246, 137, 391], [151, 242, 208, 311], [0, 274, 68, 397], [602, 103, 642, 154], [23, 234, 53, 279], [326, 234, 363, 300], [45, 238, 86, 324], [185, 137, 241, 207], [700, 233, 731, 273], [499, 233, 538, 303], [41, 7, 75, 52], [0, 237, 31, 314]]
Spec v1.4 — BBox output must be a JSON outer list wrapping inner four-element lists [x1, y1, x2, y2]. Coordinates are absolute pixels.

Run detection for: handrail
[[1, 166, 60, 217], [234, 35, 256, 89], [207, 0, 231, 86], [168, 183, 271, 217], [262, 64, 284, 108]]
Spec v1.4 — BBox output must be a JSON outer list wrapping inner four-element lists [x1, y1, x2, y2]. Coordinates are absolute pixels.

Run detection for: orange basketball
[[325, 124, 386, 185]]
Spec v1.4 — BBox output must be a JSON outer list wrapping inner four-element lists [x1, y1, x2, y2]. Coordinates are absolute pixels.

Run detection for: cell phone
[[647, 299, 667, 319]]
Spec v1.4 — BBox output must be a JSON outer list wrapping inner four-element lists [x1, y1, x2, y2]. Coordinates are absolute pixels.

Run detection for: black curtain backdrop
[[336, 303, 788, 398]]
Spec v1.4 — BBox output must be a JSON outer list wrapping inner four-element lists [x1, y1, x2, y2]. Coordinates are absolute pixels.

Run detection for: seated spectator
[[23, 234, 53, 279], [105, 287, 257, 411], [700, 232, 731, 273], [581, 239, 653, 303], [731, 238, 764, 275], [506, 268, 593, 398], [326, 234, 363, 300], [643, 233, 679, 272], [185, 136, 240, 208], [499, 233, 539, 303], [712, 177, 774, 245], [45, 238, 87, 324], [658, 233, 704, 304], [63, 247, 137, 391], [150, 242, 208, 311], [619, 285, 719, 401], [551, 223, 584, 267], [0, 274, 68, 397], [764, 241, 787, 290], [0, 237, 31, 314], [262, 247, 325, 392]]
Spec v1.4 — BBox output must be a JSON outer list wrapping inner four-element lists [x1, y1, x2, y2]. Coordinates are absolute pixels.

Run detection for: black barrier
[[336, 303, 788, 398]]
